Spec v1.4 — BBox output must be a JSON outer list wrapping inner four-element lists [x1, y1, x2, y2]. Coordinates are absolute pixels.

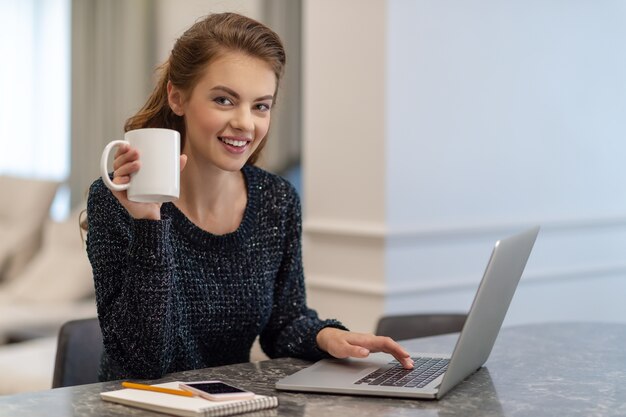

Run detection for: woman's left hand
[[316, 328, 414, 369]]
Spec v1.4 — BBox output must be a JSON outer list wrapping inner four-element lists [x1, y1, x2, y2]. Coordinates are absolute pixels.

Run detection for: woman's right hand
[[110, 143, 187, 220]]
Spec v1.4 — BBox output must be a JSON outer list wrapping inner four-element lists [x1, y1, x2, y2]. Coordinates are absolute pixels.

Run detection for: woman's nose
[[230, 107, 254, 132]]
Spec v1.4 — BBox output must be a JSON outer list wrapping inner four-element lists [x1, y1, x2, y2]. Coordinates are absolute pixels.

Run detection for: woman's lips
[[218, 136, 251, 154]]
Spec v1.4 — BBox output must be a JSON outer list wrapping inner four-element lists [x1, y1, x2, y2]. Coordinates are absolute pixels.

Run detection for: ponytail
[[124, 61, 186, 141]]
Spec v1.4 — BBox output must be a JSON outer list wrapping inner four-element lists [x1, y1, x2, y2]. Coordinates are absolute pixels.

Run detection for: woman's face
[[175, 52, 276, 172]]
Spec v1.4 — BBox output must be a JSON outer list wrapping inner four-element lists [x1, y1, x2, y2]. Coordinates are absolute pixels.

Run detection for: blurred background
[[0, 0, 625, 395]]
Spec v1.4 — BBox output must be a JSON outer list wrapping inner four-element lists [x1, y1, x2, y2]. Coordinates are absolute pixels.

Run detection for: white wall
[[304, 0, 626, 332], [385, 0, 626, 326], [386, 0, 626, 228]]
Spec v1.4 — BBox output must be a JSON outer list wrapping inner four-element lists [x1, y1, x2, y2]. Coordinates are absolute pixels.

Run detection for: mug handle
[[100, 140, 131, 192]]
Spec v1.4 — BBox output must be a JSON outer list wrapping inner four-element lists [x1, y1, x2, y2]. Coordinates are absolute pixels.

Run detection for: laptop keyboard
[[354, 357, 449, 388]]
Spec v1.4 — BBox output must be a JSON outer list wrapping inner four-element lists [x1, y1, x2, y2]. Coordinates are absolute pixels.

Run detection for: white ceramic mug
[[100, 128, 180, 203]]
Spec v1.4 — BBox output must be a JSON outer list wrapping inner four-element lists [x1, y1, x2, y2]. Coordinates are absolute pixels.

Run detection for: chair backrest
[[375, 313, 467, 341], [0, 175, 60, 282], [3, 205, 94, 303], [52, 318, 103, 388]]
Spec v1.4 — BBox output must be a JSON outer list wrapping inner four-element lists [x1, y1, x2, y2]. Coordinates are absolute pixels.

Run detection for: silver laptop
[[276, 226, 540, 400]]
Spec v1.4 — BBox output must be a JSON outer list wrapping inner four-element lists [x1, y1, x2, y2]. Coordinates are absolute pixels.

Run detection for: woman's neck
[[175, 159, 247, 235]]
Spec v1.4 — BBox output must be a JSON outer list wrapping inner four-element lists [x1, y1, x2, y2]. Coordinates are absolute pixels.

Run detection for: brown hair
[[125, 12, 286, 165]]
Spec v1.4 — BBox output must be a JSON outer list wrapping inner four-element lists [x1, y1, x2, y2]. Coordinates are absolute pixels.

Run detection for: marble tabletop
[[0, 322, 624, 417]]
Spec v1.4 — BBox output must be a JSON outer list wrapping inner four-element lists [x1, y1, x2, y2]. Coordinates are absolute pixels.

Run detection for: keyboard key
[[354, 358, 450, 388]]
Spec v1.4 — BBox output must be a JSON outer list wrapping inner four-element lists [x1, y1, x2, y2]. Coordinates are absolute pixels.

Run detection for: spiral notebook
[[101, 381, 278, 417]]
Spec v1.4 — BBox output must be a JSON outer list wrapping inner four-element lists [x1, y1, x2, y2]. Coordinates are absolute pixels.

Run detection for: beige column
[[302, 0, 388, 332]]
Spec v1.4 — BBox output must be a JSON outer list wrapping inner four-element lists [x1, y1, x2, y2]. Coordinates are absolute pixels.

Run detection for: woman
[[87, 12, 413, 381]]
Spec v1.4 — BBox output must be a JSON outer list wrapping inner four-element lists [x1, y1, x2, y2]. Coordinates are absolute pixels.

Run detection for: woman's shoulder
[[244, 164, 300, 204]]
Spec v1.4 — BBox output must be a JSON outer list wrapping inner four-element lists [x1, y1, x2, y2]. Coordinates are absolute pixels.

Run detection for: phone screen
[[185, 382, 247, 394]]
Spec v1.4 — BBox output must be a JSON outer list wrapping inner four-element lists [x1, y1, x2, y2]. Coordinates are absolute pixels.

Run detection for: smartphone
[[179, 381, 255, 401]]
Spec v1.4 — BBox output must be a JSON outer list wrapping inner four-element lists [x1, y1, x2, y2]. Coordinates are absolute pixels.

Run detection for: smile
[[219, 137, 249, 147]]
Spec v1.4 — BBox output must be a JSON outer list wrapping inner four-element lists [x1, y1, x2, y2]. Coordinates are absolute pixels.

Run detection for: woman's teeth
[[220, 137, 247, 147]]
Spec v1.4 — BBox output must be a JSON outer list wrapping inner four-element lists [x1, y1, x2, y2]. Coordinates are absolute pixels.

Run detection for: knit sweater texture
[[87, 164, 344, 381]]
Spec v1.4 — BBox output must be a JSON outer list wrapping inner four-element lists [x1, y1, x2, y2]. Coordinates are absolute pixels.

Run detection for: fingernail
[[359, 348, 369, 356]]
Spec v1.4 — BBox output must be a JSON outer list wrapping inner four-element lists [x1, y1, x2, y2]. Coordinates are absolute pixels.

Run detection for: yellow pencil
[[122, 381, 195, 397]]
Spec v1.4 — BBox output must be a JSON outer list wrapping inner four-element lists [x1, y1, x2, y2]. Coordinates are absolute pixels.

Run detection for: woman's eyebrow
[[210, 85, 240, 99], [255, 94, 274, 102], [210, 85, 273, 102]]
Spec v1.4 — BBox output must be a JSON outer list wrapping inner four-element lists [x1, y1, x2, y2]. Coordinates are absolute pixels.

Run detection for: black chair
[[375, 313, 467, 341], [52, 317, 103, 388]]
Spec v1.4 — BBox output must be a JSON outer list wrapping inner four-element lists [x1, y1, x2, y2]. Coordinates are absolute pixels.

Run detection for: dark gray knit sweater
[[87, 164, 344, 381]]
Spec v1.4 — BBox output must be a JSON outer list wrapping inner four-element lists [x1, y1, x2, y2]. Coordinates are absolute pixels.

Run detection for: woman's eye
[[256, 103, 271, 112], [214, 96, 233, 106]]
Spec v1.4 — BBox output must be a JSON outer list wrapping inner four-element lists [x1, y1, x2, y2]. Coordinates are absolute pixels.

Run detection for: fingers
[[113, 144, 139, 171], [112, 144, 140, 183], [344, 333, 414, 369], [318, 328, 365, 359], [180, 154, 188, 172], [114, 160, 141, 179], [319, 328, 414, 369]]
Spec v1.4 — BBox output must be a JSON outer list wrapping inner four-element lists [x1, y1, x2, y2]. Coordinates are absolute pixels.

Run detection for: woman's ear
[[167, 81, 185, 116]]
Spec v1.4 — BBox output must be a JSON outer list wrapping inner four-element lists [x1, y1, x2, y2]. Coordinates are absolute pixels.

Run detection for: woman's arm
[[259, 186, 346, 360], [258, 183, 412, 368], [87, 179, 177, 379]]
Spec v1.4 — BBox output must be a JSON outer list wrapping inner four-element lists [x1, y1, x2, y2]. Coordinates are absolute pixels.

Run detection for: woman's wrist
[[316, 327, 342, 353]]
